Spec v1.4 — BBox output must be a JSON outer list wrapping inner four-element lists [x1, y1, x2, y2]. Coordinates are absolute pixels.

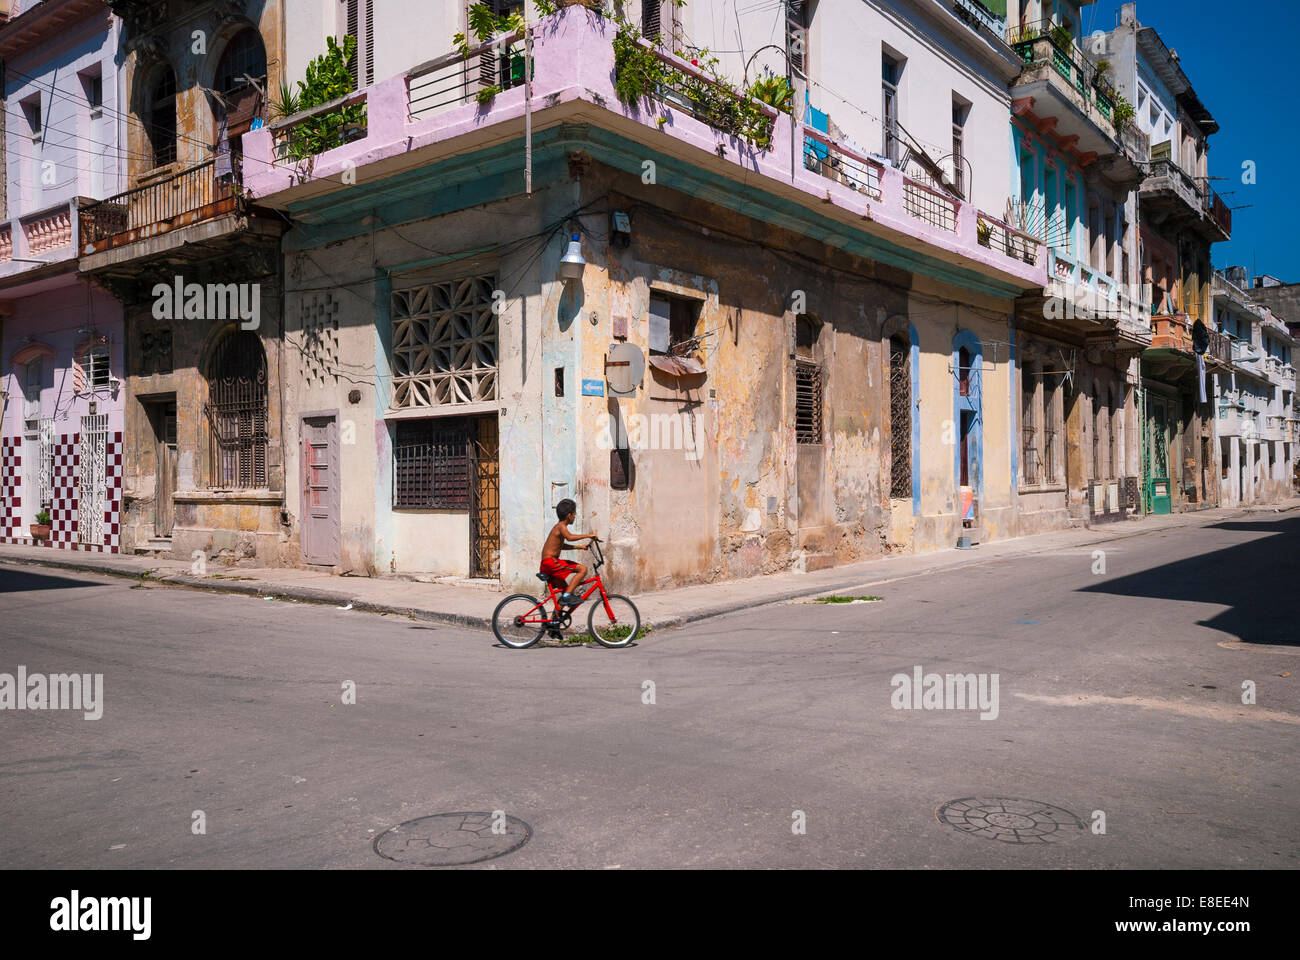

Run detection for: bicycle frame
[[519, 540, 617, 626]]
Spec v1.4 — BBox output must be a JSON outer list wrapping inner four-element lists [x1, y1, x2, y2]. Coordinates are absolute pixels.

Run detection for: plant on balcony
[[976, 218, 992, 246], [611, 6, 775, 149], [273, 34, 364, 161], [1111, 93, 1136, 131], [1049, 23, 1074, 53], [748, 74, 793, 114]]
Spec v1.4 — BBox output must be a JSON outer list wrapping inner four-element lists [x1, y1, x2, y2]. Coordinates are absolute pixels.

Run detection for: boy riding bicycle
[[540, 498, 596, 608]]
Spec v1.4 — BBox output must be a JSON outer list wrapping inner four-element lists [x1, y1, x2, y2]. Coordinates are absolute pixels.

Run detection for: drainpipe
[[525, 20, 533, 196]]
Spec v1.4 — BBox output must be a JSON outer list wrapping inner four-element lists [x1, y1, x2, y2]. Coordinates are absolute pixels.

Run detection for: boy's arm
[[558, 521, 595, 547]]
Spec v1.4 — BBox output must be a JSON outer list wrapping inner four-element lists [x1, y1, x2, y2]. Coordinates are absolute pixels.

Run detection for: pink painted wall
[[244, 7, 1046, 290]]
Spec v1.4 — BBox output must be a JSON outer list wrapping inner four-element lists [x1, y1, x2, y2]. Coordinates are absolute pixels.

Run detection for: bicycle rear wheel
[[587, 594, 641, 648], [492, 594, 549, 649]]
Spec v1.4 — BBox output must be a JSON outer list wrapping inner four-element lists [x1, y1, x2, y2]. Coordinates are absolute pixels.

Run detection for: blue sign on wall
[[582, 379, 605, 396]]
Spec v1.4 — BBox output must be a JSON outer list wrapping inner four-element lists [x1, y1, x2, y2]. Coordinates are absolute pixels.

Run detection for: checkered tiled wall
[[0, 430, 122, 553]]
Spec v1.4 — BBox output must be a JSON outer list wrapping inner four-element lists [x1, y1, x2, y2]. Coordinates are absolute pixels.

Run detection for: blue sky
[[1079, 0, 1300, 282]]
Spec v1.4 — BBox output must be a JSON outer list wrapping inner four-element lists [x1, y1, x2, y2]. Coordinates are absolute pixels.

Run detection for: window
[[391, 274, 498, 408], [1044, 374, 1061, 482], [795, 360, 822, 444], [216, 29, 267, 94], [21, 94, 41, 139], [147, 67, 177, 167], [648, 293, 700, 355], [951, 97, 968, 198], [642, 0, 662, 42], [392, 417, 471, 509], [79, 68, 103, 113], [75, 343, 111, 392], [786, 1, 809, 79], [889, 336, 911, 498], [1022, 361, 1039, 485], [345, 0, 375, 88], [882, 53, 901, 163], [204, 329, 268, 488]]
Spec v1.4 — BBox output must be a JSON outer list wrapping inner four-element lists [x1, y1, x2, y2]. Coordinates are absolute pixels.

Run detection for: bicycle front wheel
[[492, 594, 548, 649], [587, 594, 641, 648]]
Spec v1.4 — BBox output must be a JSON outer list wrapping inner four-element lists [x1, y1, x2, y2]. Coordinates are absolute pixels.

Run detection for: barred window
[[205, 330, 268, 488], [889, 337, 911, 498], [1022, 365, 1039, 485], [393, 418, 471, 509], [391, 274, 498, 409], [795, 359, 822, 444]]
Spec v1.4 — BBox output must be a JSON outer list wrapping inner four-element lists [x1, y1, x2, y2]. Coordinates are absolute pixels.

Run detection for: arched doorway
[[205, 328, 268, 489], [146, 65, 177, 168]]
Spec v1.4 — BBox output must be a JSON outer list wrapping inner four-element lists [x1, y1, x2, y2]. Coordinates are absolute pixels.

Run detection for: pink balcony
[[243, 7, 1045, 289]]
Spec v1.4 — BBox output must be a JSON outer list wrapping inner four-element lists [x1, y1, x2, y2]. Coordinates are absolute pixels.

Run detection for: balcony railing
[[407, 29, 528, 122], [22, 206, 74, 254], [904, 178, 957, 232], [1006, 22, 1125, 132], [802, 127, 882, 200], [977, 212, 1040, 265], [78, 159, 238, 252], [952, 0, 1005, 35], [1207, 188, 1232, 236], [1151, 313, 1230, 366]]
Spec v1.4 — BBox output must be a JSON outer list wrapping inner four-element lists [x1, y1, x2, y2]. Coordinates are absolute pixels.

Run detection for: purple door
[[301, 415, 340, 565]]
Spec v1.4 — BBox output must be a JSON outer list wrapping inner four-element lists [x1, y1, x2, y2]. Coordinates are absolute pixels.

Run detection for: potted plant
[[31, 509, 51, 541]]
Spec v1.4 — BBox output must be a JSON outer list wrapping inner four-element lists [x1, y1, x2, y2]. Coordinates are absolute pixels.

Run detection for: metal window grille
[[1022, 377, 1039, 485], [795, 360, 822, 444], [38, 417, 55, 508], [391, 274, 498, 408], [76, 347, 111, 390], [889, 340, 911, 497], [80, 414, 108, 545], [204, 331, 268, 488], [393, 418, 471, 509]]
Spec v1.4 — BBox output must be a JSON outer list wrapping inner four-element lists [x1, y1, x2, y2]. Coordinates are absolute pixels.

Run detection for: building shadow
[[1078, 516, 1300, 646], [0, 567, 104, 594]]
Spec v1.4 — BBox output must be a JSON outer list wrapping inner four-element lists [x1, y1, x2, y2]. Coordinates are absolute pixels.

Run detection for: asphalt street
[[1, 512, 1296, 868]]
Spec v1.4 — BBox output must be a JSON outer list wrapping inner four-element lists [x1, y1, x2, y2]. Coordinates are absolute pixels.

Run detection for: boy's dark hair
[[555, 498, 576, 521]]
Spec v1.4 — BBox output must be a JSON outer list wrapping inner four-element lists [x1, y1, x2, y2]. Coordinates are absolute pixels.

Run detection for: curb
[[2, 501, 1296, 632]]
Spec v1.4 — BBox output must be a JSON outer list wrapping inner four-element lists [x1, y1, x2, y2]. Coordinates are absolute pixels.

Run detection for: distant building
[[0, 0, 127, 552], [1211, 269, 1297, 506]]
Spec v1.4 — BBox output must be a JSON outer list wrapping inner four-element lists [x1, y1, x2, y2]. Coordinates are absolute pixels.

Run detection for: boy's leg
[[564, 563, 588, 600]]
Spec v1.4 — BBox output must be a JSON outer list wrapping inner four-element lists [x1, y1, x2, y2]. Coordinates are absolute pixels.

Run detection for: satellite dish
[[605, 343, 645, 398]]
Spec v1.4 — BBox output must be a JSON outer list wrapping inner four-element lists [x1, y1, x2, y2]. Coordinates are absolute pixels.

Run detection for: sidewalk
[[2, 499, 1296, 631]]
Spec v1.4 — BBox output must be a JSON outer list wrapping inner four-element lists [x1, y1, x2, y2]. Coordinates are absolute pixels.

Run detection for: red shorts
[[539, 557, 579, 589]]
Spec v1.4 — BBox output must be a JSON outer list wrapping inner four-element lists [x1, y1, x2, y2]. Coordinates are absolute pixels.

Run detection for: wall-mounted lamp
[[558, 234, 585, 283]]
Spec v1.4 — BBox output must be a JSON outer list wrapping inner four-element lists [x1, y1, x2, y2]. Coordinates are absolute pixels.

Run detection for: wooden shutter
[[642, 1, 661, 42], [345, 0, 373, 88]]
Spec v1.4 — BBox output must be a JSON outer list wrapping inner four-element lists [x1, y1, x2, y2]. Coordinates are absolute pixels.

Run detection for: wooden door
[[301, 415, 340, 565], [155, 402, 177, 537]]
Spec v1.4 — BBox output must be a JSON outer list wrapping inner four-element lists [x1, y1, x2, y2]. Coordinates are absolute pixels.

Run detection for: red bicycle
[[491, 538, 641, 649]]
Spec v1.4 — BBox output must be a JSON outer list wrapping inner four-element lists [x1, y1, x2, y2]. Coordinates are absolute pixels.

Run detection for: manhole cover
[[373, 812, 532, 866], [936, 797, 1085, 844]]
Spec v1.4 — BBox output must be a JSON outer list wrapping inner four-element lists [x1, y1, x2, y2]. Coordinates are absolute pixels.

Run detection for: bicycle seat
[[535, 573, 549, 582]]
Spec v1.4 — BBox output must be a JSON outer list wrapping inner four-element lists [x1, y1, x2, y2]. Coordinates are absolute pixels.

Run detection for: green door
[[1148, 398, 1172, 514]]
